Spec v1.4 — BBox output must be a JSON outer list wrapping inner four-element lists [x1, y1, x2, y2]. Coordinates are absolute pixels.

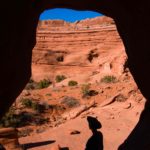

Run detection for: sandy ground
[[19, 90, 145, 150]]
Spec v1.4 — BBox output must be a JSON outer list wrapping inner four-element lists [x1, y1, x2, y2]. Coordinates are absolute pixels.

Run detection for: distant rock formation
[[32, 16, 126, 83]]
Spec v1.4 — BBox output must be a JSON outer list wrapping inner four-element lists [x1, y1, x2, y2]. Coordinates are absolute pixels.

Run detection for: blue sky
[[40, 8, 102, 22]]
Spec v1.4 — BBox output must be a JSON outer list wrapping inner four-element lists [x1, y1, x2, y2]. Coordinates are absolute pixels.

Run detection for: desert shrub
[[55, 75, 66, 83], [25, 79, 37, 90], [21, 98, 48, 113], [68, 80, 78, 86], [0, 115, 22, 128], [20, 112, 49, 126], [0, 107, 26, 128], [81, 84, 98, 98], [0, 108, 49, 128], [18, 128, 33, 137], [37, 79, 52, 89], [101, 75, 117, 83], [25, 79, 51, 90], [21, 98, 33, 108], [81, 84, 90, 97], [25, 83, 35, 90], [31, 102, 47, 113], [32, 117, 49, 125], [60, 96, 80, 108]]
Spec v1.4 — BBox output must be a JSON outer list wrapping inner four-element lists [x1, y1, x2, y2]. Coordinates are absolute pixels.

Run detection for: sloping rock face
[[0, 128, 21, 150], [32, 16, 126, 84]]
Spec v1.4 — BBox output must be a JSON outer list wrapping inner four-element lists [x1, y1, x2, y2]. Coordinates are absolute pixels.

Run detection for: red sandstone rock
[[0, 128, 22, 150], [32, 16, 126, 83]]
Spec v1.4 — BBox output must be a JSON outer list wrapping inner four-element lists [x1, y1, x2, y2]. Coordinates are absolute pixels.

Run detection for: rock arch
[[1, 0, 150, 149]]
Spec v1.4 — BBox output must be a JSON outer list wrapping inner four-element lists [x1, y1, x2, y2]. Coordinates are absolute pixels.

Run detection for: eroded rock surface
[[32, 17, 126, 83], [0, 128, 22, 150]]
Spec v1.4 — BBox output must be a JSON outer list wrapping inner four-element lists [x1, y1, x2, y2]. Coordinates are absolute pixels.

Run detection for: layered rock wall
[[32, 16, 126, 83]]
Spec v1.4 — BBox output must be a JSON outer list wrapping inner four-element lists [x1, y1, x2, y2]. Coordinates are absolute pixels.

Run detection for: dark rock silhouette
[[22, 140, 55, 150], [85, 116, 103, 150], [118, 101, 150, 150], [1, 0, 150, 149]]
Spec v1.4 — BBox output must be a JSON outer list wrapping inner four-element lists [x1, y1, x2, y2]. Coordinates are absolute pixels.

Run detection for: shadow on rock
[[22, 140, 55, 150], [118, 101, 150, 150], [85, 116, 103, 150], [60, 147, 69, 150]]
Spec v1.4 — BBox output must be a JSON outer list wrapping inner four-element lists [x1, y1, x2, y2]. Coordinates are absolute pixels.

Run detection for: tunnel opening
[[1, 1, 150, 149], [7, 9, 138, 148]]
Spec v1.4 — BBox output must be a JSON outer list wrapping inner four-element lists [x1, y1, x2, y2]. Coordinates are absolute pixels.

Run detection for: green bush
[[25, 79, 52, 90], [37, 79, 52, 89], [60, 96, 80, 108], [0, 107, 24, 128], [18, 128, 33, 137], [101, 75, 117, 83], [55, 75, 66, 83], [81, 84, 90, 96], [0, 107, 49, 128], [68, 80, 78, 86], [21, 98, 33, 108], [81, 84, 98, 98], [31, 103, 46, 113], [21, 99, 48, 113], [25, 79, 37, 90]]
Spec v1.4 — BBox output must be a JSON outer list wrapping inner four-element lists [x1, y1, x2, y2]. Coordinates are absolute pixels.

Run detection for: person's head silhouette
[[87, 116, 102, 132], [86, 116, 103, 150]]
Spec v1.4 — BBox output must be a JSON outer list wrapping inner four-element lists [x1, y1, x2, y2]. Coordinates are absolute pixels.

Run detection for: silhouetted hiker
[[85, 116, 103, 150]]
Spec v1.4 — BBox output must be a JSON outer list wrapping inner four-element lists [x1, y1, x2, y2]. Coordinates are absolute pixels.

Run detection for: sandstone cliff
[[32, 16, 126, 85]]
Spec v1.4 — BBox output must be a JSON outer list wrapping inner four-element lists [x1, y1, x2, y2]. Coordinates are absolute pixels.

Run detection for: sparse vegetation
[[55, 75, 66, 83], [32, 116, 49, 125], [0, 107, 23, 128], [81, 84, 91, 97], [81, 84, 98, 98], [37, 79, 52, 89], [101, 75, 117, 83], [60, 96, 80, 108], [25, 79, 37, 90], [68, 80, 78, 86], [0, 106, 49, 128], [31, 103, 47, 113], [21, 98, 33, 108], [25, 78, 52, 90], [18, 128, 33, 137], [21, 98, 49, 113]]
